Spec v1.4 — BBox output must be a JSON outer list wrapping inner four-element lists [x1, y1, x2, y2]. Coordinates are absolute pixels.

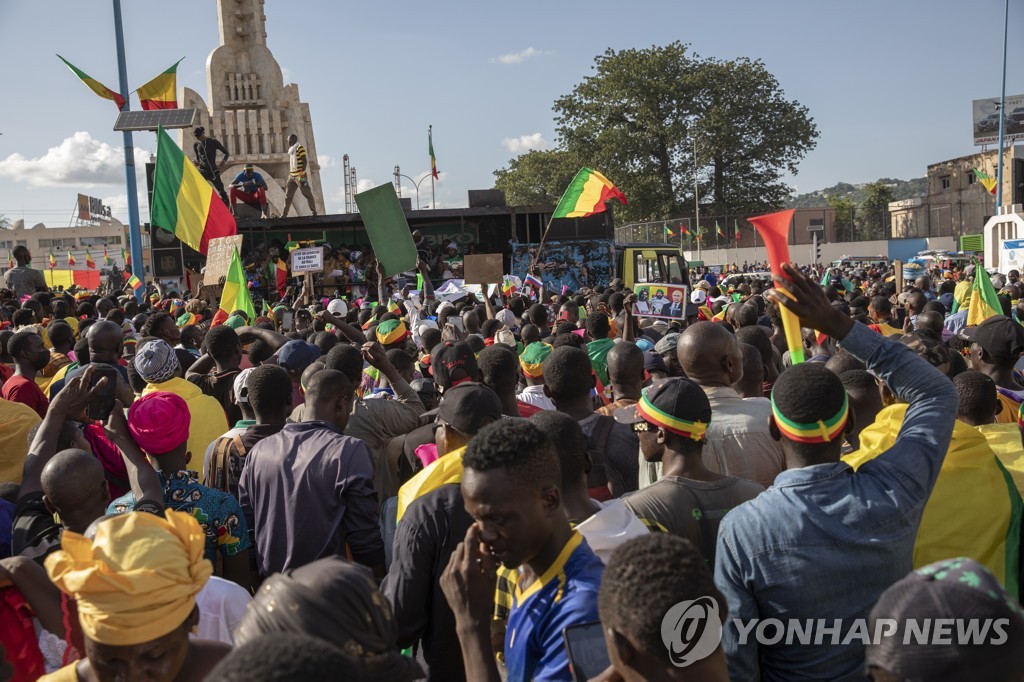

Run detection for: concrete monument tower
[[180, 0, 325, 216]]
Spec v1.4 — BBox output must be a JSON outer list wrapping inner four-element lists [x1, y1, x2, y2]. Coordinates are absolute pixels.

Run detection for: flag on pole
[[972, 168, 998, 195], [734, 219, 741, 241], [429, 126, 439, 180], [136, 58, 182, 110], [56, 55, 125, 110], [66, 250, 76, 267], [967, 259, 1003, 326], [212, 247, 255, 326], [716, 221, 724, 238], [48, 252, 56, 269], [85, 249, 95, 269], [151, 126, 237, 255], [7, 250, 13, 270], [125, 272, 143, 292], [122, 247, 131, 267], [103, 248, 112, 266], [272, 258, 288, 300], [502, 276, 517, 296], [524, 273, 543, 290], [664, 225, 675, 237], [679, 224, 690, 237], [387, 299, 402, 315], [551, 168, 627, 219]]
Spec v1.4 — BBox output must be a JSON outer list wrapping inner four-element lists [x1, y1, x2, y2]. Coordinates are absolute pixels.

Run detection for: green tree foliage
[[493, 150, 579, 207], [493, 42, 819, 222], [859, 181, 895, 240], [0, 214, 8, 230], [827, 193, 856, 241]]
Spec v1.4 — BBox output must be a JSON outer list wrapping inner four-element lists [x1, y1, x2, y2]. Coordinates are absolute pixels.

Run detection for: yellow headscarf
[[45, 510, 212, 646]]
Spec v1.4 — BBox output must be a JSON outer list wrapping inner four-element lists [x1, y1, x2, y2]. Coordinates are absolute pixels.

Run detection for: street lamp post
[[397, 173, 433, 209]]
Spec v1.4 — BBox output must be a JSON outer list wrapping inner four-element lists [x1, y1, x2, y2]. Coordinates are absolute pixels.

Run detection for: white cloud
[[502, 133, 550, 154], [489, 47, 551, 65], [0, 132, 151, 188], [281, 66, 293, 83], [317, 154, 337, 168], [356, 179, 377, 193]]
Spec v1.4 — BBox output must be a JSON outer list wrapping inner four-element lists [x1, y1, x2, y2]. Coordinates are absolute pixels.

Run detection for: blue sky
[[0, 0, 1020, 226]]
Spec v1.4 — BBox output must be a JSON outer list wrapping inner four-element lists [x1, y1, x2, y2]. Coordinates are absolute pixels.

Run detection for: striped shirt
[[288, 143, 308, 177]]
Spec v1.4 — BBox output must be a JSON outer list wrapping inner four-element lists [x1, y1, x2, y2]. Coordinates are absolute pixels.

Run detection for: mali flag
[[429, 125, 439, 180], [844, 405, 1022, 597], [967, 259, 1002, 326], [551, 168, 627, 219], [716, 222, 724, 238], [136, 59, 182, 110], [57, 55, 124, 110], [66, 250, 76, 267], [272, 258, 288, 300], [48, 252, 56, 269], [84, 250, 95, 269], [103, 248, 112, 266], [972, 168, 998, 195], [151, 127, 236, 256], [213, 246, 256, 326], [7, 250, 13, 270], [121, 247, 131, 267]]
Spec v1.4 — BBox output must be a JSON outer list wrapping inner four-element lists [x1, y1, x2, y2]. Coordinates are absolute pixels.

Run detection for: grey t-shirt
[[578, 412, 640, 493], [624, 475, 763, 565], [3, 266, 46, 300]]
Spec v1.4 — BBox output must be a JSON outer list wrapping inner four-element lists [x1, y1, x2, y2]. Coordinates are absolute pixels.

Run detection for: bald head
[[914, 311, 944, 339], [606, 342, 644, 387], [678, 321, 743, 388], [905, 292, 927, 316], [86, 320, 124, 362], [41, 449, 108, 530]]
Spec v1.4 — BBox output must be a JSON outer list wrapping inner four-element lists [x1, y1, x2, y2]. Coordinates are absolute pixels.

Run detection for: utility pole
[[694, 138, 701, 261], [996, 0, 1009, 211]]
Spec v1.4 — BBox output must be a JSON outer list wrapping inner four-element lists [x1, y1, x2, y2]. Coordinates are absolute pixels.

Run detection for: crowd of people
[[0, 244, 1023, 681]]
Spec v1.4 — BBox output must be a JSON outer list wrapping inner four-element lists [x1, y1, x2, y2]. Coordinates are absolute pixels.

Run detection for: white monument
[[180, 0, 325, 217]]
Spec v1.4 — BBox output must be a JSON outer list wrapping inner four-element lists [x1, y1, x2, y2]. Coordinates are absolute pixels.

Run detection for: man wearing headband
[[41, 511, 230, 681], [617, 377, 762, 566], [714, 263, 958, 682], [517, 342, 555, 412], [227, 163, 269, 218]]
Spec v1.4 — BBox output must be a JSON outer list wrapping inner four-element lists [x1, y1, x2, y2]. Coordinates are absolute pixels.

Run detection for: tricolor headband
[[1018, 402, 1024, 431], [771, 392, 849, 444], [521, 360, 544, 378], [635, 394, 708, 442]]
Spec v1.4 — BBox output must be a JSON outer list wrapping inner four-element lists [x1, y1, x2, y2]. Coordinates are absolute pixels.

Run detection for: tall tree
[[859, 181, 894, 241], [493, 150, 580, 206], [494, 42, 819, 222], [827, 194, 856, 242]]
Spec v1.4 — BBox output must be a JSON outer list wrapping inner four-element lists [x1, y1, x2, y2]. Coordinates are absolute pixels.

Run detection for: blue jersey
[[505, 532, 604, 682], [232, 171, 265, 193]]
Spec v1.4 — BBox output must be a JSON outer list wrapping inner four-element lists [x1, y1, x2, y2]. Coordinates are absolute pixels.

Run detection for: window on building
[[967, 172, 976, 185], [38, 238, 77, 248], [80, 236, 121, 246], [940, 176, 951, 190]]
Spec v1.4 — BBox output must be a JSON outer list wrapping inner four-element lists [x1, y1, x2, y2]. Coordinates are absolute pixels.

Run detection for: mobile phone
[[563, 622, 610, 682], [281, 311, 294, 331], [87, 365, 121, 422]]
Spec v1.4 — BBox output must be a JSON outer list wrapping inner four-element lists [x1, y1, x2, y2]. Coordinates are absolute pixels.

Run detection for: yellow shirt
[[0, 397, 41, 484], [396, 446, 467, 521], [979, 422, 1024, 498], [143, 377, 229, 477]]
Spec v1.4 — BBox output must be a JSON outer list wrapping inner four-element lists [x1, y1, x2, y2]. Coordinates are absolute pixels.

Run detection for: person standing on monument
[[193, 126, 231, 206], [229, 164, 270, 219], [281, 133, 317, 217]]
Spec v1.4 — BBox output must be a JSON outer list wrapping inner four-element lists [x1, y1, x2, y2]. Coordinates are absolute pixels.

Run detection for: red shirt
[[1, 375, 48, 418], [516, 400, 543, 418]]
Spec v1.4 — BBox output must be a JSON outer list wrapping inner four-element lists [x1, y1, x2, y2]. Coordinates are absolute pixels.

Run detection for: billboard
[[973, 94, 1024, 146], [76, 194, 112, 222]]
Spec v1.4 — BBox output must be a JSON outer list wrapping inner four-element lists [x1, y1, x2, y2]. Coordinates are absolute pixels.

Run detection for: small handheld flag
[[502, 276, 517, 296], [524, 273, 543, 290], [125, 273, 143, 291], [551, 168, 627, 219]]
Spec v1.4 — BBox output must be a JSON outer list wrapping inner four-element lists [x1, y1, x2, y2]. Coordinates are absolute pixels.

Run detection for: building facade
[[0, 218, 150, 274]]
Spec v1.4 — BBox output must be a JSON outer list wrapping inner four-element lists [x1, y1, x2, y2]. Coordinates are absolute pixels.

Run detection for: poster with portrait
[[633, 284, 689, 320]]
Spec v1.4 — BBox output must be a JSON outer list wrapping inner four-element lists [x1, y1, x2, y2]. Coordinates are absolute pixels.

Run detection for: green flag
[[354, 184, 417, 277]]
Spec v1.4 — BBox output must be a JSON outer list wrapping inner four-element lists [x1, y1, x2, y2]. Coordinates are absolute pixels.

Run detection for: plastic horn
[[746, 209, 805, 364]]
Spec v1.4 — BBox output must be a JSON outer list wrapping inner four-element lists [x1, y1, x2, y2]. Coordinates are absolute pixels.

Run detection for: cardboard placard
[[204, 235, 244, 284], [291, 247, 324, 274], [633, 284, 689, 320], [463, 253, 504, 285]]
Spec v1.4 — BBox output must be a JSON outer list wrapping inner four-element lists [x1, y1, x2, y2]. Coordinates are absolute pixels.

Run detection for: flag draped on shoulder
[[213, 247, 255, 326], [967, 259, 1002, 326], [151, 126, 236, 255], [136, 58, 182, 110], [551, 168, 626, 219], [57, 55, 125, 110]]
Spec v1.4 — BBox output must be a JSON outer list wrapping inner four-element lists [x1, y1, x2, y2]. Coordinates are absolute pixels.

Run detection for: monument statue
[[179, 0, 325, 217]]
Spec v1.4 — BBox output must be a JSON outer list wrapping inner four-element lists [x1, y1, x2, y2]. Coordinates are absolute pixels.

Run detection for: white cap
[[690, 289, 708, 305], [233, 367, 257, 404], [416, 320, 439, 337], [327, 299, 348, 317]]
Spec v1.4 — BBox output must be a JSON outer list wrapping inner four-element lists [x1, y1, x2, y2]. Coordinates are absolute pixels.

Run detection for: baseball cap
[[614, 377, 712, 439], [958, 315, 1024, 362], [643, 350, 669, 375], [866, 557, 1024, 680], [654, 332, 679, 356], [436, 382, 502, 435], [430, 341, 478, 389], [233, 367, 257, 404], [278, 340, 322, 374], [691, 289, 708, 305], [327, 299, 348, 317]]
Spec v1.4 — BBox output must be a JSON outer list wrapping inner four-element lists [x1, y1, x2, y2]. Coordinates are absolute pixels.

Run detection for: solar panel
[[113, 109, 197, 132]]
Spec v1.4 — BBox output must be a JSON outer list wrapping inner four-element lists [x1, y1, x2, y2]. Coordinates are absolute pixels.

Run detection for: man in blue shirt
[[228, 163, 269, 218], [440, 419, 604, 682], [714, 263, 958, 681]]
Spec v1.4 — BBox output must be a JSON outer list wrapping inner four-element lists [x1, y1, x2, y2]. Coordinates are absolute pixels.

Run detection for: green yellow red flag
[[212, 246, 255, 326], [551, 168, 627, 219], [136, 59, 182, 110], [56, 55, 125, 110]]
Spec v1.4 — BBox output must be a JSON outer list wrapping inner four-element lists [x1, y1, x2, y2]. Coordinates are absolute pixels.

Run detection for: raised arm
[[319, 311, 367, 344], [236, 325, 289, 351], [103, 400, 164, 507], [20, 367, 105, 498]]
